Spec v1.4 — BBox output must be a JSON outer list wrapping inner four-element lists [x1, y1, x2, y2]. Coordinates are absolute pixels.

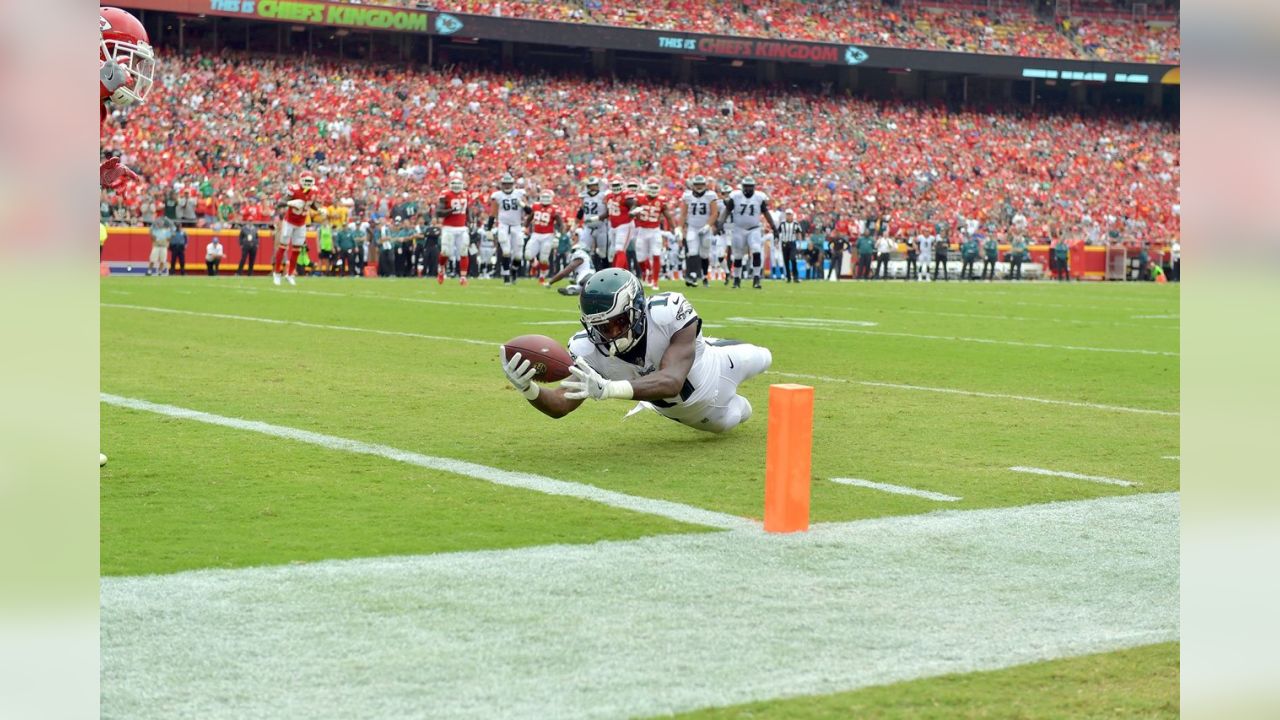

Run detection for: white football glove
[[563, 357, 632, 401], [501, 349, 540, 400]]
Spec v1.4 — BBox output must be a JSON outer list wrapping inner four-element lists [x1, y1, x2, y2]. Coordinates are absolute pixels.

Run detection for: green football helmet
[[579, 268, 646, 357]]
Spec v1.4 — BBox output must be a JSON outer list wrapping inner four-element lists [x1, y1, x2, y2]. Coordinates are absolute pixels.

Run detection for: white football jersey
[[569, 246, 594, 272], [568, 291, 714, 410], [490, 189, 526, 226], [680, 189, 719, 229], [579, 191, 606, 226], [917, 235, 935, 257], [727, 190, 769, 229]]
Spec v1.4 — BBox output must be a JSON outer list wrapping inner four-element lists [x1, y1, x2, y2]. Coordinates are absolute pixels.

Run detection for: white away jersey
[[579, 191, 606, 226], [568, 291, 714, 410], [680, 189, 719, 229], [490, 189, 527, 226], [727, 190, 769, 229], [569, 246, 594, 272], [917, 235, 935, 258]]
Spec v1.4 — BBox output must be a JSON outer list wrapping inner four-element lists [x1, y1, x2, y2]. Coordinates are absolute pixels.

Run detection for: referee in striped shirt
[[777, 209, 803, 283]]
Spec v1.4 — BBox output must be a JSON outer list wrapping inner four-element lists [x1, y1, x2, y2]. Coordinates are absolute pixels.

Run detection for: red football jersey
[[631, 195, 667, 229], [282, 184, 316, 226], [530, 203, 560, 234], [440, 190, 471, 228], [605, 191, 636, 228]]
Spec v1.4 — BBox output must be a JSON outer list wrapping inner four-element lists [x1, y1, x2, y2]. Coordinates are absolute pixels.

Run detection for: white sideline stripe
[[728, 317, 1177, 356], [101, 493, 1179, 720], [100, 393, 755, 532], [101, 303, 499, 347], [767, 371, 1179, 417], [830, 477, 961, 502], [1009, 466, 1138, 487]]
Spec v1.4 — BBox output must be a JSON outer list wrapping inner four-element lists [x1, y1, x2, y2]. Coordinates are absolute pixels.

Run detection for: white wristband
[[521, 383, 540, 400], [601, 380, 633, 400]]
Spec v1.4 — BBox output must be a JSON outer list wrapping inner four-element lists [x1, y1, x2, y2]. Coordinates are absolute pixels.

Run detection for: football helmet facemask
[[100, 7, 155, 106], [579, 268, 646, 357]]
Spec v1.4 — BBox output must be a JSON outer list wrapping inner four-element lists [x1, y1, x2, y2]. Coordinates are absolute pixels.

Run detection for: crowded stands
[[387, 1, 1179, 63], [100, 50, 1179, 246]]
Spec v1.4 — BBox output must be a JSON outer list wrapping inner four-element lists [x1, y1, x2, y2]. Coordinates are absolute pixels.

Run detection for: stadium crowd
[[380, 0, 1179, 64], [100, 51, 1179, 254]]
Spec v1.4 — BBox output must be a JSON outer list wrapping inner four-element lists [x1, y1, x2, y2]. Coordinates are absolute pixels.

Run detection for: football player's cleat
[[557, 285, 581, 296], [286, 274, 296, 286], [272, 272, 281, 286], [752, 277, 762, 289]]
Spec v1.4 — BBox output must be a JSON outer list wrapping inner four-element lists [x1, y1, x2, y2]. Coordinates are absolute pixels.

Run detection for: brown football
[[501, 334, 574, 382]]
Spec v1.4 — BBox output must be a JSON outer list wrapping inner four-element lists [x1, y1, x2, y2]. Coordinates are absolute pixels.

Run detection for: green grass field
[[100, 275, 1179, 719]]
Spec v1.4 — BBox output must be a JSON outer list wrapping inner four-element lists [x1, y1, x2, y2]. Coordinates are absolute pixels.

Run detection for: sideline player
[[720, 177, 779, 289], [435, 173, 472, 286], [100, 6, 157, 468], [502, 268, 772, 433], [100, 6, 155, 189], [604, 177, 636, 269], [273, 172, 324, 286], [630, 178, 677, 291], [678, 175, 719, 288], [576, 177, 609, 271], [525, 189, 564, 285], [489, 174, 527, 283], [546, 240, 595, 296]]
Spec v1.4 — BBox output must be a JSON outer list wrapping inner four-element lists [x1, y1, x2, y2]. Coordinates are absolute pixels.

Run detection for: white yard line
[[830, 477, 961, 502], [767, 371, 1179, 417], [101, 303, 500, 347], [729, 317, 1177, 356], [1009, 466, 1139, 487], [100, 393, 755, 532], [101, 492, 1179, 720], [218, 284, 576, 314], [1162, 455, 1180, 461], [103, 305, 1177, 417]]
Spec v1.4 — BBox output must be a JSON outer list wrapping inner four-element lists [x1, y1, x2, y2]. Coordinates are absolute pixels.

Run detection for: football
[[502, 334, 574, 382]]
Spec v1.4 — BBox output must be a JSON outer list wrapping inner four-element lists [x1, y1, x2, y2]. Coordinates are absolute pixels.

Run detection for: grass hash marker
[[830, 477, 962, 503], [1009, 466, 1139, 488]]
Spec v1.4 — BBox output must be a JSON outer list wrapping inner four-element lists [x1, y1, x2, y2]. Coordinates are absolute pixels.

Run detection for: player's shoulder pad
[[567, 331, 594, 361], [647, 291, 697, 329]]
